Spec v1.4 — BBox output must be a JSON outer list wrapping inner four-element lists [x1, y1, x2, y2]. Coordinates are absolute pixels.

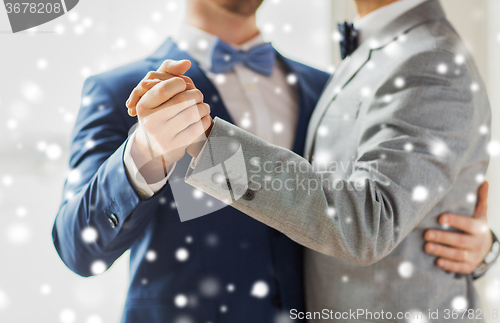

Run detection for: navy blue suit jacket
[[52, 39, 329, 323]]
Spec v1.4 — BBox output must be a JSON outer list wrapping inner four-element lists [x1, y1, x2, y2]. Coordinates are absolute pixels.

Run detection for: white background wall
[[0, 0, 498, 322]]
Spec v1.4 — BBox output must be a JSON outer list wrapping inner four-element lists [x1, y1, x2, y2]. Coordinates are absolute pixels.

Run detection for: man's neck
[[185, 1, 260, 46], [354, 0, 401, 18]]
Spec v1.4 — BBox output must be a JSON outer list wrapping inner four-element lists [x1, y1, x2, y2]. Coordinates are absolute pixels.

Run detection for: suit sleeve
[[186, 50, 490, 266], [52, 76, 163, 277]]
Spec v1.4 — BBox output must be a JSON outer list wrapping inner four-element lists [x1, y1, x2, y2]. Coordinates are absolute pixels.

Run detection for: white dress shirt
[[353, 0, 429, 44], [334, 0, 428, 83], [124, 23, 298, 199]]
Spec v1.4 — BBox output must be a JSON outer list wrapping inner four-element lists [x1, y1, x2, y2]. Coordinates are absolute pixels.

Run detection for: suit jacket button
[[233, 184, 246, 195], [108, 213, 119, 228], [242, 189, 255, 201]]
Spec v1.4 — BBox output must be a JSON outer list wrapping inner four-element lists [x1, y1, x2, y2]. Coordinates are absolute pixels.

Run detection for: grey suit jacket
[[185, 0, 491, 321]]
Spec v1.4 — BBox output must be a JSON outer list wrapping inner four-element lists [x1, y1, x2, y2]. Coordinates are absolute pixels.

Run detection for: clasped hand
[[125, 59, 213, 182]]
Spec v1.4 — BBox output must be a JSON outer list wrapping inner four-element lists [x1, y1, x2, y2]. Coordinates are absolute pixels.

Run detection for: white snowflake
[[361, 87, 371, 97], [485, 279, 500, 302], [174, 294, 188, 308], [68, 11, 79, 22], [0, 290, 9, 311], [81, 67, 92, 77], [46, 144, 62, 160], [475, 173, 485, 183], [114, 38, 127, 49], [220, 305, 228, 313], [2, 175, 13, 187], [40, 284, 51, 295], [176, 248, 189, 262], [60, 309, 76, 323], [437, 63, 448, 74], [341, 275, 349, 283], [166, 1, 177, 11], [193, 189, 203, 199], [471, 82, 480, 92], [7, 223, 30, 244], [74, 25, 85, 35], [430, 140, 448, 158], [369, 39, 380, 49], [455, 54, 465, 65], [16, 206, 27, 217], [327, 207, 336, 218], [227, 284, 235, 292], [466, 193, 476, 204], [200, 277, 220, 297], [331, 32, 342, 42], [479, 125, 489, 135], [90, 260, 106, 275], [487, 140, 500, 156], [286, 74, 297, 85], [206, 234, 218, 247], [250, 281, 269, 298], [451, 296, 468, 311], [37, 58, 48, 70], [398, 34, 407, 43], [250, 157, 260, 166], [398, 261, 414, 278], [318, 126, 328, 136], [178, 41, 189, 51], [6, 118, 17, 130], [273, 122, 284, 133], [345, 217, 352, 224], [54, 24, 65, 35], [82, 17, 93, 28], [383, 95, 393, 103], [82, 227, 98, 243], [21, 82, 43, 103], [67, 169, 81, 183], [151, 11, 163, 23], [283, 24, 292, 33], [197, 39, 208, 50], [412, 186, 429, 202], [145, 250, 157, 262], [263, 23, 275, 33], [241, 117, 251, 128], [404, 143, 414, 152], [86, 315, 103, 323], [394, 77, 405, 88]]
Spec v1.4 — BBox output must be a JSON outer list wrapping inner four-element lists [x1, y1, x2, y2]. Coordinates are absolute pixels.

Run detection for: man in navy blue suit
[[53, 0, 496, 322], [52, 0, 329, 322]]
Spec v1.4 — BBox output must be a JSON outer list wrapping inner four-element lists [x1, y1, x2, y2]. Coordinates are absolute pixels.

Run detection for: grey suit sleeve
[[186, 51, 490, 266]]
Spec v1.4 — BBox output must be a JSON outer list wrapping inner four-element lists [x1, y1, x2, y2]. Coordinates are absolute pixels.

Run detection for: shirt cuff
[[124, 130, 176, 200], [190, 134, 211, 169]]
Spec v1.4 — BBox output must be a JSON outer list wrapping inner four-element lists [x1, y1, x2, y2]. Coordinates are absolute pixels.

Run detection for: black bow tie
[[338, 22, 359, 60]]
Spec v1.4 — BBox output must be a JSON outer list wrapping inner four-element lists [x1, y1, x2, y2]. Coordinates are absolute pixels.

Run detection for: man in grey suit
[[127, 0, 499, 321]]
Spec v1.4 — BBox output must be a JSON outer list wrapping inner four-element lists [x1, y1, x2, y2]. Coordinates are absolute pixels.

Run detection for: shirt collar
[[173, 22, 266, 71], [353, 0, 429, 45]]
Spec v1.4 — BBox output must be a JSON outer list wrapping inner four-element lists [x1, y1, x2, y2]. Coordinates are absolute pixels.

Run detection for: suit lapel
[[147, 38, 234, 125], [304, 0, 447, 159]]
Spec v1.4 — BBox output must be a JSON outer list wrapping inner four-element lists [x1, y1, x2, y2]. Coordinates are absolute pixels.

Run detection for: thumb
[[157, 59, 192, 75], [474, 181, 489, 219]]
